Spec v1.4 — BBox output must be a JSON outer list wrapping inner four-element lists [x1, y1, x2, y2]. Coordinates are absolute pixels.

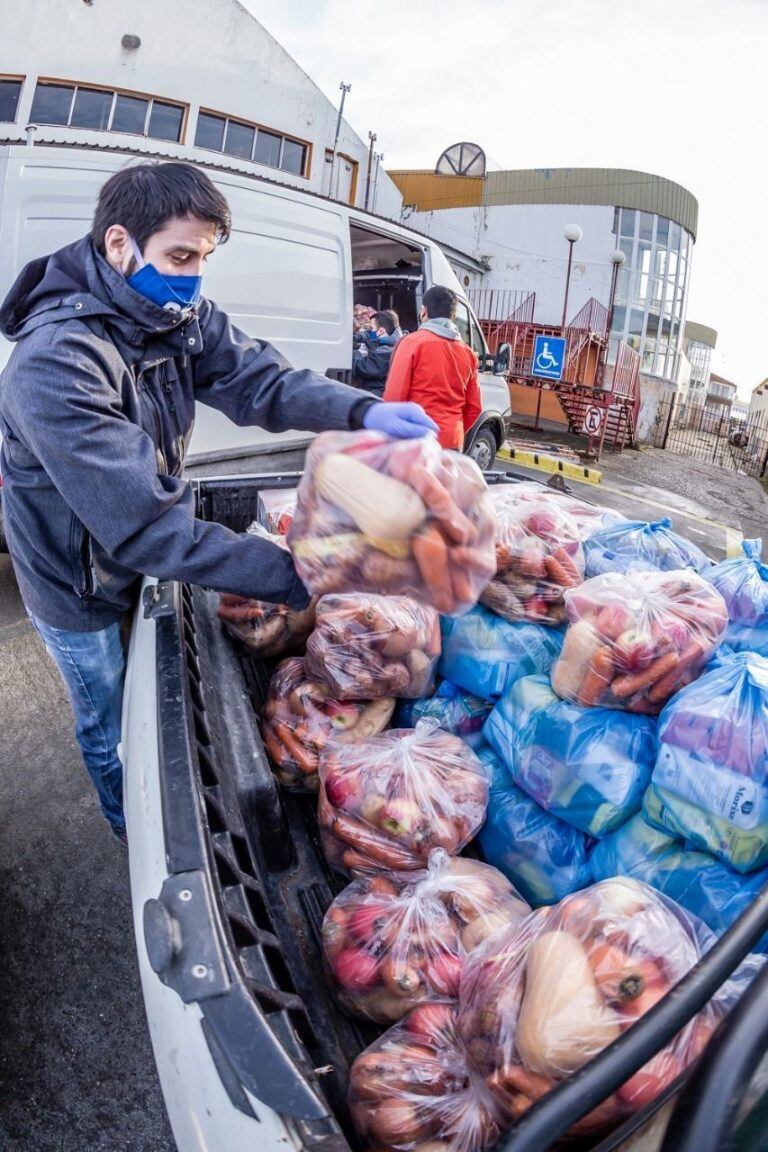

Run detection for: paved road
[[0, 555, 174, 1152]]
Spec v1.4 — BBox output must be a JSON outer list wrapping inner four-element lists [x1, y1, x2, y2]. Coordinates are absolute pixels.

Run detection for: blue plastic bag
[[705, 539, 768, 656], [591, 814, 768, 952], [394, 680, 492, 748], [585, 517, 712, 578], [439, 606, 564, 701], [475, 743, 593, 905], [645, 651, 768, 873], [484, 675, 657, 837]]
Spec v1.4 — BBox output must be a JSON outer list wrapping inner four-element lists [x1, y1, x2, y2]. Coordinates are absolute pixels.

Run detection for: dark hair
[[373, 309, 398, 335], [422, 285, 457, 319], [91, 162, 232, 254]]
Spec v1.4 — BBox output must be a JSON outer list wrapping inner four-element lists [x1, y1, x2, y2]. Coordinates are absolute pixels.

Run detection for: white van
[[0, 144, 511, 473]]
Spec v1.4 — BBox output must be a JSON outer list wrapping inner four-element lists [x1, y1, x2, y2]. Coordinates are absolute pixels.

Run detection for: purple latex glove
[[363, 401, 439, 440]]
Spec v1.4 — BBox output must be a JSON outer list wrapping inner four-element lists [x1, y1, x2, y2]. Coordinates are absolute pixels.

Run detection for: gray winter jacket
[[0, 237, 376, 629]]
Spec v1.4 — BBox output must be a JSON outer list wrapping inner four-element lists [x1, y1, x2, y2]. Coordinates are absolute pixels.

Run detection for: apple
[[380, 797, 424, 840], [406, 1002, 455, 1046], [324, 771, 358, 810], [334, 946, 380, 990]]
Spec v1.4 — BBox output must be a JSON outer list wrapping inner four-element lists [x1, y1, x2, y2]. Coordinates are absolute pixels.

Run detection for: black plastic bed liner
[[142, 471, 768, 1152]]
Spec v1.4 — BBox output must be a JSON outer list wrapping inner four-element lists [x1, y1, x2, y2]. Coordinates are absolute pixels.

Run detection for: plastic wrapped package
[[218, 520, 316, 656], [551, 570, 728, 713], [475, 744, 593, 906], [457, 878, 719, 1134], [256, 489, 297, 536], [644, 651, 768, 872], [439, 606, 564, 702], [305, 594, 440, 700], [318, 720, 489, 875], [584, 517, 712, 578], [217, 594, 316, 657], [479, 495, 584, 626], [590, 814, 768, 953], [488, 482, 627, 542], [349, 1003, 506, 1152], [322, 849, 529, 1023], [261, 658, 395, 792], [395, 680, 492, 748], [706, 539, 768, 656], [287, 431, 497, 614], [484, 675, 657, 837]]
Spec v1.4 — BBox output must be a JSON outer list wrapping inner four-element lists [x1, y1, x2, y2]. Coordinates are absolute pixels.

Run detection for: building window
[[194, 109, 309, 177], [29, 80, 185, 142], [0, 77, 23, 122]]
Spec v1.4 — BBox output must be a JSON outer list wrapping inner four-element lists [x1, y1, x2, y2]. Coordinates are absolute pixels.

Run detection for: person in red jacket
[[383, 285, 482, 449]]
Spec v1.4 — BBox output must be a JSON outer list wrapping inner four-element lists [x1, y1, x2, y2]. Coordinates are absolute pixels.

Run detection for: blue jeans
[[30, 613, 126, 832]]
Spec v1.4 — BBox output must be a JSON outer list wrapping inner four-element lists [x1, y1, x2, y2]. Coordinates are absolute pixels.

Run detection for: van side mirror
[[493, 342, 511, 375]]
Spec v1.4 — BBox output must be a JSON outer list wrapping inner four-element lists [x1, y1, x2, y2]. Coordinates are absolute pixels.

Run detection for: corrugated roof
[[388, 166, 699, 239], [684, 321, 717, 348]]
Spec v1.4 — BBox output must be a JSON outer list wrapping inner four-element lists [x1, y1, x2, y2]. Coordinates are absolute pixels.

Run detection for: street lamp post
[[598, 249, 626, 389], [560, 223, 582, 329], [371, 152, 383, 213], [364, 131, 377, 211], [328, 82, 351, 200]]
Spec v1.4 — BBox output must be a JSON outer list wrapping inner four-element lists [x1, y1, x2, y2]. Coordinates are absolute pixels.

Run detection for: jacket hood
[[420, 317, 462, 341], [0, 236, 194, 344]]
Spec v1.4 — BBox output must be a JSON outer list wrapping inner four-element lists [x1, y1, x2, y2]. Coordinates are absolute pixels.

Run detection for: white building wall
[[405, 202, 617, 325], [0, 0, 402, 217]]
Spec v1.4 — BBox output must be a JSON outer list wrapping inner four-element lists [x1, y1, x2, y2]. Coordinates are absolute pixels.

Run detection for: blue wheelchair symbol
[[532, 335, 567, 381]]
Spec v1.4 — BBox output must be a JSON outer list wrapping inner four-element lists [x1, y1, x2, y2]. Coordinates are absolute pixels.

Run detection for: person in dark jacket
[[352, 309, 403, 397], [0, 162, 436, 844]]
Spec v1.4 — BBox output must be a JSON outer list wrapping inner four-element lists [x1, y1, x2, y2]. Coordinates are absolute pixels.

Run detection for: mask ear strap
[[127, 235, 145, 271]]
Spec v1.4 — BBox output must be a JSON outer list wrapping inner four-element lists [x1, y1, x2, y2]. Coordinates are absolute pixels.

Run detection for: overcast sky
[[244, 0, 766, 400]]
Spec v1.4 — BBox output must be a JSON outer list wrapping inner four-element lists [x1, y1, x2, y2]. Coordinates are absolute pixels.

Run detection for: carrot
[[410, 465, 477, 545], [272, 719, 316, 775], [218, 600, 268, 622], [502, 1065, 554, 1100], [545, 547, 582, 588], [412, 525, 454, 613], [449, 558, 477, 608], [647, 640, 706, 703], [578, 646, 614, 705], [611, 651, 679, 700], [327, 808, 416, 867], [450, 544, 494, 575], [262, 726, 292, 769]]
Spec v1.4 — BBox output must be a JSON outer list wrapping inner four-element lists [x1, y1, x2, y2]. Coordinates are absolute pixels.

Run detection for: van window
[[454, 300, 486, 357]]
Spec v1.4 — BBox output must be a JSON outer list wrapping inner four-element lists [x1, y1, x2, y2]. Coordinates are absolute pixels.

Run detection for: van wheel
[[467, 428, 497, 471]]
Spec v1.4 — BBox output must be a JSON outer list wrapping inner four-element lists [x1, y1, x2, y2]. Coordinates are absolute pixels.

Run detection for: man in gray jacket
[[0, 161, 435, 844]]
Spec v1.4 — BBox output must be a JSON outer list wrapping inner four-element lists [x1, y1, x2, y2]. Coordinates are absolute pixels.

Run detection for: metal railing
[[610, 341, 641, 401], [468, 288, 536, 324], [652, 393, 768, 477], [565, 297, 608, 337]]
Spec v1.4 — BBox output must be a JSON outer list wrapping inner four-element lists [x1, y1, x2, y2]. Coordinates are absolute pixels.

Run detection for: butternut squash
[[516, 931, 621, 1078], [315, 454, 428, 540]]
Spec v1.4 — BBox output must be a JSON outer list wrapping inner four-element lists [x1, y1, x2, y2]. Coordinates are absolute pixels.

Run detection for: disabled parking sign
[[532, 334, 567, 381]]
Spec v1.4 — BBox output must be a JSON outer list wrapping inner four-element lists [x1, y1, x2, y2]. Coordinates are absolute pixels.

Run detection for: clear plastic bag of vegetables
[[645, 650, 768, 873], [705, 539, 768, 656], [457, 878, 719, 1134], [488, 482, 627, 542], [305, 593, 440, 700], [349, 1002, 506, 1152], [584, 516, 712, 578], [287, 430, 497, 614], [256, 488, 297, 536], [318, 720, 489, 875], [261, 657, 395, 792], [322, 849, 529, 1024], [480, 493, 584, 625], [551, 569, 728, 713], [475, 744, 593, 906], [395, 680, 492, 748], [484, 674, 657, 837], [591, 813, 768, 953], [439, 605, 564, 702], [217, 521, 316, 656], [217, 593, 316, 657]]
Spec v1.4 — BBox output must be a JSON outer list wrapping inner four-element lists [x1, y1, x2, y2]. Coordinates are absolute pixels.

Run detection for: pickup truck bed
[[126, 472, 768, 1152]]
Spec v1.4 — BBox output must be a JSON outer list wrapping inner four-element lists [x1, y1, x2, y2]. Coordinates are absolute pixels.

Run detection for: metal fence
[[651, 394, 768, 478]]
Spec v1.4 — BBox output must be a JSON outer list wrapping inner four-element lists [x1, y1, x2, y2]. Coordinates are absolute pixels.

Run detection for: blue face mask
[[125, 237, 202, 310]]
